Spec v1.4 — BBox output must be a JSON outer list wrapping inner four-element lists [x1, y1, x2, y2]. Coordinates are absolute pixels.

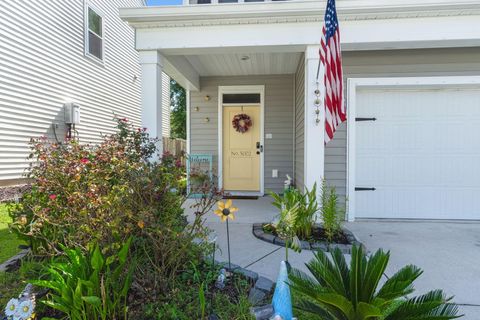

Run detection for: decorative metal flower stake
[[214, 200, 238, 270]]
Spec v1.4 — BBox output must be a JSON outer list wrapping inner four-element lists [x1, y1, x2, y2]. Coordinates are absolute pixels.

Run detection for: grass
[[0, 203, 24, 264]]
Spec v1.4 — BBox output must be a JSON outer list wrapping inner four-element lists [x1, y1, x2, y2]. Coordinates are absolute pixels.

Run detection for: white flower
[[5, 298, 19, 317], [17, 300, 35, 320]]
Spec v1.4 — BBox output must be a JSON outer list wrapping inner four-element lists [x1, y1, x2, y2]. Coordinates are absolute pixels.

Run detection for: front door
[[223, 105, 261, 192]]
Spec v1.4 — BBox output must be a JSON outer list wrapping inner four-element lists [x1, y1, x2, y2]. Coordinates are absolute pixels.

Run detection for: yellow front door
[[223, 106, 261, 192]]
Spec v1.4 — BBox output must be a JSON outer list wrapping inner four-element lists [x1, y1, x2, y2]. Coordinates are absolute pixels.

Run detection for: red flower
[[80, 158, 90, 164], [120, 118, 128, 122], [49, 194, 57, 200]]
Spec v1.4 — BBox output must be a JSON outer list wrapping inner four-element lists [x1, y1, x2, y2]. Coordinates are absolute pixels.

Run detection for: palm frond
[[384, 290, 461, 320], [349, 245, 367, 308], [289, 268, 353, 319], [360, 248, 389, 303], [294, 298, 336, 320], [331, 247, 351, 297], [307, 249, 349, 296], [376, 264, 423, 301]]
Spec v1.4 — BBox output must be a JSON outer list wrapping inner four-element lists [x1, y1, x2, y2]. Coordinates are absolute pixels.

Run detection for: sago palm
[[289, 245, 462, 320]]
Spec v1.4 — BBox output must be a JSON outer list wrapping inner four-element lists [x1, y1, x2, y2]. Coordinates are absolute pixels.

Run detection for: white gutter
[[120, 0, 480, 25]]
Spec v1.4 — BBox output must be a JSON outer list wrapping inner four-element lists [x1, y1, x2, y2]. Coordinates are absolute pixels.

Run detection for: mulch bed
[[253, 223, 365, 254], [263, 224, 351, 245]]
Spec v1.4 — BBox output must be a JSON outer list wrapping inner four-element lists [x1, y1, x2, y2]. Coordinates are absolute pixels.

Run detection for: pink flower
[[120, 117, 128, 122], [80, 158, 89, 164], [49, 194, 57, 200]]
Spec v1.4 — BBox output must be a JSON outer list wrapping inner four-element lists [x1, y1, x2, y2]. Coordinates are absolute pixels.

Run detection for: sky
[[146, 0, 183, 5]]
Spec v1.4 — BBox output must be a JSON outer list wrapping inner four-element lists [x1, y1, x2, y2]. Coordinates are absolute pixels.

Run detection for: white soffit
[[183, 52, 302, 76]]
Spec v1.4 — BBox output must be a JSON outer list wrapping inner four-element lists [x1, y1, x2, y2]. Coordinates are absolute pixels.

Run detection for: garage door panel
[[355, 87, 480, 220]]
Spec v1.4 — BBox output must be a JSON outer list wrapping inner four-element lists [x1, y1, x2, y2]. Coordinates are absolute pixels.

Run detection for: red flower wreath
[[232, 113, 252, 134]]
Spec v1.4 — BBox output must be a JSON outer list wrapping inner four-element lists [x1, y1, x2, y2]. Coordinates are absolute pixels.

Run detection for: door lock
[[256, 142, 263, 154]]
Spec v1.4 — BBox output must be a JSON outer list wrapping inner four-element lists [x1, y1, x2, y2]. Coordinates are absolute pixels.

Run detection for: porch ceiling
[[182, 52, 302, 77]]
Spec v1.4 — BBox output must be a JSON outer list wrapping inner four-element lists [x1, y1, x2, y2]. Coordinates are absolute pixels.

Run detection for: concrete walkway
[[185, 197, 480, 319]]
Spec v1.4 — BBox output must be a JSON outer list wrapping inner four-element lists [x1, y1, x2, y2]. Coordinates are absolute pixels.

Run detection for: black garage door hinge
[[355, 187, 376, 191]]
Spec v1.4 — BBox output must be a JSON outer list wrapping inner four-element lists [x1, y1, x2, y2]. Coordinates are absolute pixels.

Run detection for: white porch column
[[303, 45, 325, 191], [139, 50, 164, 158]]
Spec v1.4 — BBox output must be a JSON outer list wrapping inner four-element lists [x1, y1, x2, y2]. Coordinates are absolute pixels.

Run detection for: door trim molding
[[346, 75, 480, 222], [218, 85, 265, 195]]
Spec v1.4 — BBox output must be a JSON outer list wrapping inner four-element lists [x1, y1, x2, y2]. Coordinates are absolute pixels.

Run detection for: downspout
[[292, 73, 296, 186]]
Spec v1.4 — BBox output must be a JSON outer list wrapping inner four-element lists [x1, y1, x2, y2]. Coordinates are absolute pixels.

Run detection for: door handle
[[355, 187, 376, 191]]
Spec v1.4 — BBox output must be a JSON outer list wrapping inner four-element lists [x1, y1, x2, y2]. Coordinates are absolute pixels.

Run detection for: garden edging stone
[[0, 249, 30, 272], [252, 223, 366, 254]]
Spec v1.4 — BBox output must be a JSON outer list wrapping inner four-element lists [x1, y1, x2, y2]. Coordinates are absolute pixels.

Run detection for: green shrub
[[31, 239, 134, 320], [320, 181, 345, 242], [8, 118, 185, 256], [270, 184, 319, 239], [7, 118, 209, 306], [289, 245, 461, 320]]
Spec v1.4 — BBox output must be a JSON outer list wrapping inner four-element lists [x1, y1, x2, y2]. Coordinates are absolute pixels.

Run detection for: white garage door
[[355, 87, 480, 220]]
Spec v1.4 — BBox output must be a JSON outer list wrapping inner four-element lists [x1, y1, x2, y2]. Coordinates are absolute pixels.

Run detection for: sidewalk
[[185, 197, 480, 319]]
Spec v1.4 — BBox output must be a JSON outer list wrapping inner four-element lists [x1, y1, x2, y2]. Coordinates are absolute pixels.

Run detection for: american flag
[[320, 0, 346, 144]]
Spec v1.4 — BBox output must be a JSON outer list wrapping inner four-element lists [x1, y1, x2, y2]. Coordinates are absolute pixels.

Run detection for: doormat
[[223, 195, 259, 200]]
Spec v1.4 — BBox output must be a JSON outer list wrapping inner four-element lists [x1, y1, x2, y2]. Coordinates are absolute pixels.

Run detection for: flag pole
[[316, 58, 321, 81]]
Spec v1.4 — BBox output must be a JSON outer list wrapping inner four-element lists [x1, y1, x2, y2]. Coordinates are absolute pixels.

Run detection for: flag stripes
[[320, 0, 346, 145]]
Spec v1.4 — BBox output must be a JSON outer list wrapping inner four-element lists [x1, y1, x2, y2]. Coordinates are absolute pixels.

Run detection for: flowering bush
[[8, 118, 185, 256]]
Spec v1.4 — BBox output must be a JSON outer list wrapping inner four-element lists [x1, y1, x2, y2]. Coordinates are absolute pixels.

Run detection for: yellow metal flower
[[214, 199, 238, 222]]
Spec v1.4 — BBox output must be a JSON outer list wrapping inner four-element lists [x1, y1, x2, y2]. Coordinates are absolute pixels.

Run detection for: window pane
[[223, 93, 261, 104], [245, 0, 264, 2], [88, 8, 102, 36], [219, 0, 238, 3], [88, 31, 102, 60]]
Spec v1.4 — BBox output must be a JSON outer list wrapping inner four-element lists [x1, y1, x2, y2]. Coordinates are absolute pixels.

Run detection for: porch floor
[[184, 196, 480, 319]]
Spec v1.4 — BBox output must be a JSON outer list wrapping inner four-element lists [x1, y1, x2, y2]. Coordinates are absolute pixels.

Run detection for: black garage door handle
[[355, 187, 376, 191]]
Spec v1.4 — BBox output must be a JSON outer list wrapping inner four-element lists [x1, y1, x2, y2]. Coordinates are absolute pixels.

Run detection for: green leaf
[[82, 295, 102, 306], [376, 265, 423, 301], [41, 300, 70, 314], [361, 248, 389, 302], [91, 243, 105, 271], [357, 302, 382, 319], [117, 236, 132, 264], [29, 279, 61, 291]]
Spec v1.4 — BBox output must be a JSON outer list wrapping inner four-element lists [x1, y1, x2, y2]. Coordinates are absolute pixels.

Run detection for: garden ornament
[[3, 284, 36, 320], [271, 261, 293, 320], [283, 175, 292, 190], [215, 268, 227, 290], [214, 199, 238, 270]]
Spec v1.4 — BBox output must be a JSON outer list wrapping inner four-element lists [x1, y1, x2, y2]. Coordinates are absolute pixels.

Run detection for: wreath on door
[[232, 113, 252, 134]]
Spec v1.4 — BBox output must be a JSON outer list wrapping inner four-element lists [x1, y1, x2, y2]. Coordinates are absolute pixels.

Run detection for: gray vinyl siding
[[0, 0, 144, 184], [324, 47, 480, 203], [294, 54, 305, 189], [190, 75, 294, 193]]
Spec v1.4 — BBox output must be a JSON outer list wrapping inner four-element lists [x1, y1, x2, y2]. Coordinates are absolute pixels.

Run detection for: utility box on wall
[[64, 103, 81, 124]]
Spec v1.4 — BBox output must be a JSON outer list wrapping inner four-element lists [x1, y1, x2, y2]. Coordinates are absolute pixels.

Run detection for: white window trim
[[346, 75, 480, 222], [218, 85, 265, 196], [84, 1, 105, 63]]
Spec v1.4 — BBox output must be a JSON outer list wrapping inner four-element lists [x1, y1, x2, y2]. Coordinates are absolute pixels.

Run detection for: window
[[86, 5, 103, 61], [223, 93, 261, 104]]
